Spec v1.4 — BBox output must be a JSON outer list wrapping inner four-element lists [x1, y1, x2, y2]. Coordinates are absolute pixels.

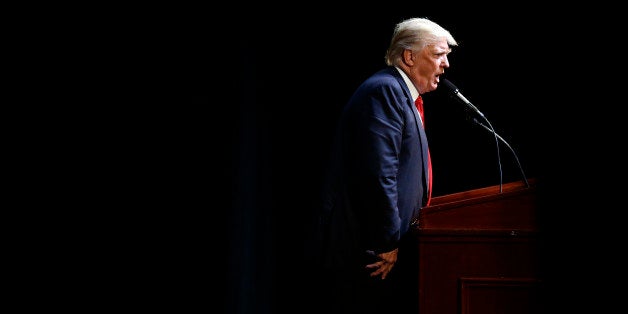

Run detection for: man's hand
[[365, 248, 398, 279]]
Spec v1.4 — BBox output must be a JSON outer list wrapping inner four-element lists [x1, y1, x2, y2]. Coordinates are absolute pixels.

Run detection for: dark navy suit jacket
[[320, 66, 430, 269]]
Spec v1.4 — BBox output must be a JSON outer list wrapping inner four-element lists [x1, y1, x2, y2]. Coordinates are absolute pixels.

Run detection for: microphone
[[440, 78, 504, 192], [441, 78, 485, 118]]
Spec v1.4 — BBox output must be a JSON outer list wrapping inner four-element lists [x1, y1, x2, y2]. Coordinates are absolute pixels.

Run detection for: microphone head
[[440, 78, 458, 92]]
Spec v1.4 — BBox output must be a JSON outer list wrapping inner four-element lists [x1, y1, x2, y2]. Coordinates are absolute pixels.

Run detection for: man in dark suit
[[317, 17, 458, 314]]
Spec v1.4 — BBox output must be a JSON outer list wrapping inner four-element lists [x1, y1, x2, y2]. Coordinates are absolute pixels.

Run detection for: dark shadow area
[[119, 7, 596, 314]]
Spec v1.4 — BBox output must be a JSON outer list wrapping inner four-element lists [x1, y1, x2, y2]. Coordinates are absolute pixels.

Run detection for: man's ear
[[402, 49, 415, 66]]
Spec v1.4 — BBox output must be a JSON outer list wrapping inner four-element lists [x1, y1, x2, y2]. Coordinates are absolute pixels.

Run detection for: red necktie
[[415, 96, 432, 206]]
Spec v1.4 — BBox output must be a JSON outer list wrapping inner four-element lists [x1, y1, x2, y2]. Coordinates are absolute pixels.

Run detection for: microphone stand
[[470, 117, 529, 188], [463, 107, 504, 193]]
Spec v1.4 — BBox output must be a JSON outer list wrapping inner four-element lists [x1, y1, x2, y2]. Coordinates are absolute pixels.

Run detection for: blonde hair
[[385, 17, 458, 66]]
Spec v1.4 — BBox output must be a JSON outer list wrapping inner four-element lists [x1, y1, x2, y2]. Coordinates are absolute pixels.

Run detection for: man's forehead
[[428, 43, 451, 53]]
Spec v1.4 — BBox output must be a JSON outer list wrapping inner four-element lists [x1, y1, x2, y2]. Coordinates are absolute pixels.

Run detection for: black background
[[222, 11, 551, 313], [114, 7, 609, 314]]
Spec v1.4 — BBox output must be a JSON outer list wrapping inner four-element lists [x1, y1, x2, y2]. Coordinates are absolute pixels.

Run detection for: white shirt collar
[[394, 66, 420, 102]]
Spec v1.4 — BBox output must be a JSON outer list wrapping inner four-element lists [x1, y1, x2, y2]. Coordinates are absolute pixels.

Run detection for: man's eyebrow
[[432, 48, 451, 54]]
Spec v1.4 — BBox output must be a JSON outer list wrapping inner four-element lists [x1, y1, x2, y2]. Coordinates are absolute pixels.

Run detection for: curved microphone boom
[[441, 78, 504, 192], [471, 118, 529, 188]]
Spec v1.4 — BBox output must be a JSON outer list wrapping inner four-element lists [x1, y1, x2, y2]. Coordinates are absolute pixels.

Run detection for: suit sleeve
[[343, 84, 407, 253]]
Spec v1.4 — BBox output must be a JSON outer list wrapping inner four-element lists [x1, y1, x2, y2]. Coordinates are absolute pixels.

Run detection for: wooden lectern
[[414, 179, 541, 314]]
